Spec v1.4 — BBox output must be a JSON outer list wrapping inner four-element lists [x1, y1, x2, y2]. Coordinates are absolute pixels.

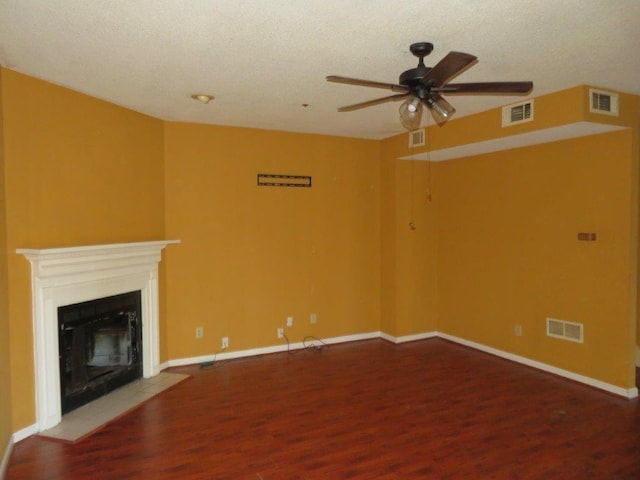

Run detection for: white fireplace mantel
[[17, 240, 179, 431]]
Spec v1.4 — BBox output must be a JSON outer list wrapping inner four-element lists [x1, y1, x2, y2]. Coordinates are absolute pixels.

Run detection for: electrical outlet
[[195, 327, 204, 339], [286, 316, 293, 327], [310, 313, 317, 324], [515, 325, 523, 337], [277, 327, 284, 339], [221, 336, 229, 349]]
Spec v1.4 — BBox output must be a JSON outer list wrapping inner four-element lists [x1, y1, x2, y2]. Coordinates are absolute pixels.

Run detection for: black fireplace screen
[[58, 291, 142, 414]]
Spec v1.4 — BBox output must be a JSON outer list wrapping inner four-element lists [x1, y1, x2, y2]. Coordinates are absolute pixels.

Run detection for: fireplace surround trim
[[17, 240, 179, 432]]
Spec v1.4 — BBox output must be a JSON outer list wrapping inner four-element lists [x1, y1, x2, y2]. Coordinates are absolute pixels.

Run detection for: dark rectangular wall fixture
[[577, 232, 597, 241], [257, 173, 312, 188]]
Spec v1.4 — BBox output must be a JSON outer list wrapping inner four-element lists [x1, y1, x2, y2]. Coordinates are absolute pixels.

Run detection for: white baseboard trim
[[12, 424, 38, 444], [1, 436, 13, 480], [167, 331, 382, 368], [438, 332, 639, 399], [160, 330, 640, 399], [381, 331, 438, 344], [317, 331, 381, 345]]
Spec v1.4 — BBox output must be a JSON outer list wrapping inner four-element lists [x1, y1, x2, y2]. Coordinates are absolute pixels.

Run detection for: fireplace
[[59, 291, 143, 414], [17, 240, 179, 432]]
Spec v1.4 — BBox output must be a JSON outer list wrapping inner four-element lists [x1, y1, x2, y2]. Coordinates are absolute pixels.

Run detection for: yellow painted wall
[[435, 130, 634, 388], [1, 67, 637, 440], [381, 86, 638, 389], [584, 90, 640, 353], [2, 69, 166, 431], [0, 67, 14, 462], [163, 122, 381, 358], [376, 88, 591, 342], [590, 91, 640, 352], [380, 133, 438, 337]]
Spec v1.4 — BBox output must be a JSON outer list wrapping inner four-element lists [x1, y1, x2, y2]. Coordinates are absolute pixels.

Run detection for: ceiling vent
[[546, 318, 584, 343], [408, 129, 425, 148], [502, 100, 534, 127], [589, 88, 619, 116]]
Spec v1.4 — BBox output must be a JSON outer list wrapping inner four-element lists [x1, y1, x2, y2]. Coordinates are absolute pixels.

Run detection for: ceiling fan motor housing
[[399, 42, 434, 96], [399, 66, 432, 88]]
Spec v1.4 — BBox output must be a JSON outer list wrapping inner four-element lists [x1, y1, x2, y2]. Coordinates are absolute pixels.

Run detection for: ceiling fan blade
[[421, 51, 478, 87], [435, 81, 534, 94], [326, 75, 409, 93], [337, 93, 411, 112]]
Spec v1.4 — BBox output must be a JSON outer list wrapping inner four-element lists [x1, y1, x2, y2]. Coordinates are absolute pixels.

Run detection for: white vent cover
[[589, 88, 619, 116], [502, 100, 533, 127], [408, 129, 425, 148], [546, 318, 584, 343]]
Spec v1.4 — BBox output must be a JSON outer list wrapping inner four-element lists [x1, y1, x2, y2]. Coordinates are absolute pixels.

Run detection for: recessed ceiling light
[[191, 94, 214, 104]]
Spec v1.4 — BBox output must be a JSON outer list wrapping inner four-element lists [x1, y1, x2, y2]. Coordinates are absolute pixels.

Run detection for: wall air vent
[[546, 318, 584, 343], [589, 88, 619, 116], [502, 100, 533, 127], [408, 129, 425, 148]]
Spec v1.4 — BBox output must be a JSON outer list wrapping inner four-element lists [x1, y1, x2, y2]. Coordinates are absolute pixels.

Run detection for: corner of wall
[[1, 436, 12, 480], [0, 65, 16, 480]]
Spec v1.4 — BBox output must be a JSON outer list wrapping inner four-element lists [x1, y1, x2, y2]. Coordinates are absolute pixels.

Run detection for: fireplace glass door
[[58, 291, 143, 414]]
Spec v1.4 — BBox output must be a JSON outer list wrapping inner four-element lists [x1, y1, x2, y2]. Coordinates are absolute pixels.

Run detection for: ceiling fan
[[326, 42, 533, 130]]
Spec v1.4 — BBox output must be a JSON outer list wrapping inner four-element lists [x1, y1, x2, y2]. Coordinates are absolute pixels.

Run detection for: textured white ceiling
[[1, 0, 638, 139]]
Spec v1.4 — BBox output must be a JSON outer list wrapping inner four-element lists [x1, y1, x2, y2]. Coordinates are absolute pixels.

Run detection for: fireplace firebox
[[58, 291, 142, 414]]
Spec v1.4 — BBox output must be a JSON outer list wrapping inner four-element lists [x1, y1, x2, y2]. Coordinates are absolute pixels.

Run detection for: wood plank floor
[[6, 338, 640, 479]]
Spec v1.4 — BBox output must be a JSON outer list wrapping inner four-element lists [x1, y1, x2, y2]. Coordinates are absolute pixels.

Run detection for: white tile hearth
[[39, 372, 189, 443]]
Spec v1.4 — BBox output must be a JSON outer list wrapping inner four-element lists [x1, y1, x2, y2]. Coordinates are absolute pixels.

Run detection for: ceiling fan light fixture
[[405, 96, 421, 113], [191, 94, 214, 104], [425, 96, 456, 125], [399, 97, 423, 130]]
